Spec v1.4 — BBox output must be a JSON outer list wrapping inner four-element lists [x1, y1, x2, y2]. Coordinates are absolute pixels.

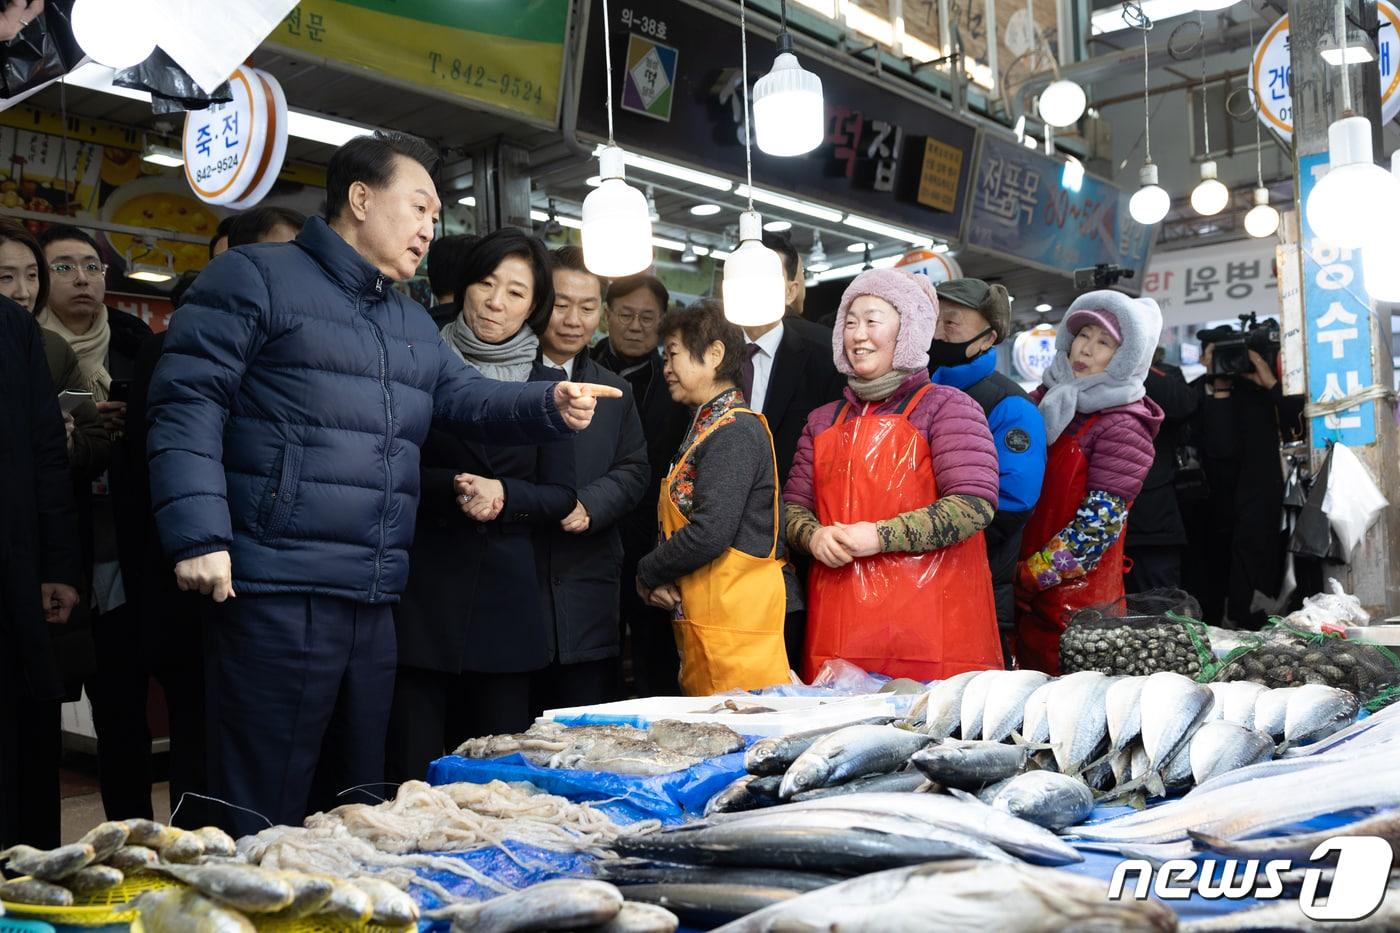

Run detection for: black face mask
[[928, 328, 994, 371]]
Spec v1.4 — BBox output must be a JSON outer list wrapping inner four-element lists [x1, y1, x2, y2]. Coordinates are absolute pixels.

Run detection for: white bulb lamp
[[752, 33, 824, 157], [1306, 115, 1400, 248], [1362, 241, 1400, 301], [582, 146, 653, 277], [1130, 162, 1171, 225], [1243, 187, 1280, 238], [1038, 79, 1087, 128], [72, 0, 157, 69], [723, 210, 786, 326], [1190, 160, 1230, 216]]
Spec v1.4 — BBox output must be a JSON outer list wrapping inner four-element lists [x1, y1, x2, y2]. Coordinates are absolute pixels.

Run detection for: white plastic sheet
[[155, 0, 299, 94], [1321, 443, 1389, 563]]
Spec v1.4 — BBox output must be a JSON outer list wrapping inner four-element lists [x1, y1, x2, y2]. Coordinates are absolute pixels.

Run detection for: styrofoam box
[[1348, 625, 1400, 646], [542, 693, 915, 737]]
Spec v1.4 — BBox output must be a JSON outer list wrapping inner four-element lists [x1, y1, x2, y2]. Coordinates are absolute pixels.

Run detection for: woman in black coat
[[0, 295, 80, 848], [388, 230, 576, 780]]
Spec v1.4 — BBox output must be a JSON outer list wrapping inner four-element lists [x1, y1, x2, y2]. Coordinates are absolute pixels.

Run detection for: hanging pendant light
[[645, 185, 660, 222], [807, 231, 829, 272], [1242, 15, 1280, 239], [680, 237, 698, 264], [723, 0, 787, 326], [72, 0, 158, 69], [1191, 161, 1230, 216], [752, 0, 824, 156], [1127, 16, 1169, 226], [581, 0, 654, 276], [1038, 79, 1087, 129], [1360, 152, 1400, 299]]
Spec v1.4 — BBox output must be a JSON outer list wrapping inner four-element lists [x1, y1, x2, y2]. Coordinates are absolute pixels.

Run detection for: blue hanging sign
[[1297, 152, 1376, 448]]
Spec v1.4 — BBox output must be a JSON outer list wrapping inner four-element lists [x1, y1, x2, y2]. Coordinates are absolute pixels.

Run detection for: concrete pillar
[[1289, 0, 1400, 618]]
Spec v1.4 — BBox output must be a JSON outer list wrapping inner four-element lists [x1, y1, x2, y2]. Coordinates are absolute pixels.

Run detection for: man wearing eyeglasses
[[592, 273, 689, 697], [37, 224, 154, 824]]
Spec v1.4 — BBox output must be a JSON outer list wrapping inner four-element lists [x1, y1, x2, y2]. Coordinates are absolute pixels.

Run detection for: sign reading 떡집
[[622, 33, 678, 122], [1141, 238, 1279, 330], [965, 134, 1154, 283], [1250, 1, 1400, 143], [1297, 152, 1376, 448]]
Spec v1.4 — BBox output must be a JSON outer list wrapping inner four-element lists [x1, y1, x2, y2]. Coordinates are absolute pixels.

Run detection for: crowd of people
[[0, 129, 1301, 846]]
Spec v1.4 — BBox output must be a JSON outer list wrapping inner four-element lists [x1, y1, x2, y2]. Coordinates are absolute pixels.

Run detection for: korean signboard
[[1250, 1, 1400, 143], [574, 0, 979, 240], [1141, 238, 1280, 330], [965, 134, 1153, 283], [183, 66, 288, 209], [269, 0, 570, 126], [1298, 152, 1376, 448], [1013, 325, 1057, 384]]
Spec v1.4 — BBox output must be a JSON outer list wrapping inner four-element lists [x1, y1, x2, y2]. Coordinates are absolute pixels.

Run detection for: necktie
[[740, 342, 761, 406]]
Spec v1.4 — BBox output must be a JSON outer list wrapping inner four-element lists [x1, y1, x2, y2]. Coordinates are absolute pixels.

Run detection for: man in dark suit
[[747, 232, 844, 487]]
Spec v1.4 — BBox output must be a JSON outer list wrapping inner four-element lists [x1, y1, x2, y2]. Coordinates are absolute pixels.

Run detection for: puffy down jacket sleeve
[[147, 251, 271, 563], [431, 342, 572, 444]]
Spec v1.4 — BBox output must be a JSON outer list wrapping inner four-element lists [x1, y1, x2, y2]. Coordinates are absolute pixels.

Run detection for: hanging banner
[[268, 0, 569, 126], [965, 134, 1154, 285], [1140, 238, 1280, 330], [1250, 1, 1400, 143], [1297, 152, 1376, 448], [574, 0, 979, 241]]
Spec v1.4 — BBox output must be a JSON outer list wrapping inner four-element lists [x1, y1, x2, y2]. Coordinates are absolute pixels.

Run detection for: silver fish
[[1208, 681, 1267, 730], [429, 879, 629, 932], [1178, 883, 1400, 931], [588, 899, 680, 933], [1046, 671, 1112, 775], [787, 770, 927, 802], [1110, 746, 1135, 787], [744, 719, 890, 776], [708, 859, 1177, 932], [157, 862, 295, 913], [1130, 743, 1150, 781], [1253, 686, 1298, 738], [1282, 684, 1359, 749], [1188, 808, 1400, 862], [991, 770, 1094, 831], [980, 671, 1051, 743], [133, 889, 254, 933], [910, 740, 1028, 790], [1018, 681, 1055, 745], [614, 884, 795, 928], [728, 792, 1083, 865], [958, 670, 1003, 741], [1106, 676, 1147, 754], [1158, 737, 1195, 793], [1282, 700, 1400, 757], [924, 671, 983, 740], [705, 775, 763, 816], [1139, 672, 1213, 774], [1188, 721, 1275, 787], [779, 725, 932, 798]]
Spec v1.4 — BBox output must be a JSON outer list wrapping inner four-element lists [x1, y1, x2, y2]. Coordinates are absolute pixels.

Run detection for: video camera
[[1073, 264, 1135, 290], [1196, 312, 1281, 377]]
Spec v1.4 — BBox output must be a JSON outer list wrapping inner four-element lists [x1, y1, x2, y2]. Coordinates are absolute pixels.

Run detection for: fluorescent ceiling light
[[847, 242, 873, 253], [843, 213, 932, 246], [693, 245, 712, 256], [811, 253, 900, 283], [142, 144, 183, 168], [1091, 0, 1199, 35], [530, 209, 549, 222], [62, 63, 376, 147], [1036, 302, 1053, 312], [734, 185, 845, 222], [458, 195, 476, 207], [652, 235, 686, 251], [1321, 46, 1375, 65], [762, 220, 792, 232], [129, 267, 174, 283], [594, 145, 732, 192], [690, 203, 722, 216], [931, 243, 950, 254], [530, 208, 584, 230]]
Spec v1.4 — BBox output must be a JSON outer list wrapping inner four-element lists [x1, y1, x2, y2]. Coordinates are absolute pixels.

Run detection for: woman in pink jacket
[[1014, 290, 1164, 674], [784, 269, 1003, 681]]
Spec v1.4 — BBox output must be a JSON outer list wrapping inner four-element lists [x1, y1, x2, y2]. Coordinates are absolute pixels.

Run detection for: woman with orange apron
[[783, 269, 1003, 682], [1014, 291, 1164, 674], [636, 301, 789, 695]]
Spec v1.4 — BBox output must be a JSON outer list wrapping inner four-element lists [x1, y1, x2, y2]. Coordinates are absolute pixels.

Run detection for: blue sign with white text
[[965, 134, 1154, 284], [1297, 152, 1376, 448]]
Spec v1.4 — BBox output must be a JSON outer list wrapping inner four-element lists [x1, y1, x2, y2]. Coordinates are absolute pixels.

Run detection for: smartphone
[[58, 389, 93, 414], [108, 379, 131, 403]]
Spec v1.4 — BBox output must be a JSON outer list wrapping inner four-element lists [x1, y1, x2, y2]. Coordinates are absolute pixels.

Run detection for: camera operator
[[1184, 319, 1302, 629]]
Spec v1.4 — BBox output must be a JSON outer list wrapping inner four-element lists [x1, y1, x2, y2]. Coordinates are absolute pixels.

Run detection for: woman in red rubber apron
[[1014, 290, 1164, 674], [783, 269, 1003, 681]]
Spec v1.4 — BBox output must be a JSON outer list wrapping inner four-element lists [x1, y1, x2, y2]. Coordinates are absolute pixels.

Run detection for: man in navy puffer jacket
[[147, 132, 618, 835]]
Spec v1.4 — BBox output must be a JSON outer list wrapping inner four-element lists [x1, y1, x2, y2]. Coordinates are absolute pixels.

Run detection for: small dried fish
[[0, 877, 76, 906], [106, 846, 159, 873], [133, 888, 254, 933], [78, 821, 130, 863], [193, 827, 238, 859], [62, 864, 125, 896], [125, 819, 178, 850], [157, 862, 294, 913], [350, 875, 420, 925]]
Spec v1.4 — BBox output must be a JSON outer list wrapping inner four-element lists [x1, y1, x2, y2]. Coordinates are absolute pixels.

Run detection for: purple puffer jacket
[[1030, 388, 1164, 501], [785, 372, 999, 512]]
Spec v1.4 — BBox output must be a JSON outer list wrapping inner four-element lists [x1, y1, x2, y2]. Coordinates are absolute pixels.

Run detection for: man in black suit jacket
[[747, 232, 844, 487]]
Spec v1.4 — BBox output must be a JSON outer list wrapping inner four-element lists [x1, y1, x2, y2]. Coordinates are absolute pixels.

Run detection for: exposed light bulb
[[752, 34, 825, 157], [681, 239, 698, 264], [1362, 239, 1400, 301], [1190, 160, 1230, 216], [1038, 79, 1087, 128], [581, 146, 654, 277], [1306, 115, 1400, 248], [72, 0, 158, 69], [1243, 187, 1280, 238], [722, 210, 786, 326], [690, 203, 722, 216], [1129, 162, 1171, 225], [808, 231, 826, 266], [763, 219, 792, 232], [645, 185, 660, 222]]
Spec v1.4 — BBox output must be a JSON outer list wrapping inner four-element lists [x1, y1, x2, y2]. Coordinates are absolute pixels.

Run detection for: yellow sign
[[269, 0, 569, 126], [917, 137, 963, 213]]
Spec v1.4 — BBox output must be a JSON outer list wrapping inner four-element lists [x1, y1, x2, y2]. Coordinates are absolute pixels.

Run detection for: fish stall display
[[453, 720, 746, 775]]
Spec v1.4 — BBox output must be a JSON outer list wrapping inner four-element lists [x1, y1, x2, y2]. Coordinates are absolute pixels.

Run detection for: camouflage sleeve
[[1023, 489, 1127, 590], [875, 494, 995, 554], [785, 502, 821, 554]]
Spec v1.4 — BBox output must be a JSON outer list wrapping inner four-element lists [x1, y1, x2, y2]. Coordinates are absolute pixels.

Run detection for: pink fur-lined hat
[[831, 268, 940, 375]]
